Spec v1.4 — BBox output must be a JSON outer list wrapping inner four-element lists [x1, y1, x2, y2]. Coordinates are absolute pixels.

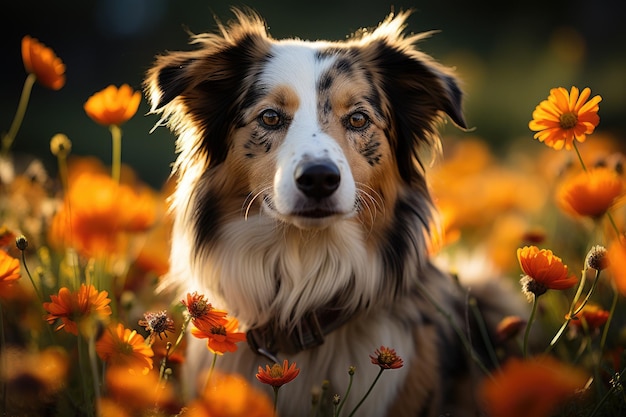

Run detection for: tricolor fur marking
[[146, 9, 512, 417]]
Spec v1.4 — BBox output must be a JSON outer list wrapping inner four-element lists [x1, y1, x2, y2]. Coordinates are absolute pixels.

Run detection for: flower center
[[211, 325, 227, 336], [378, 351, 395, 365], [269, 363, 284, 378], [559, 112, 578, 129]]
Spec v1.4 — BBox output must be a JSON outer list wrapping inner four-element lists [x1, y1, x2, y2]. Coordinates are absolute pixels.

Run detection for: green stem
[[335, 369, 354, 416], [470, 297, 500, 369], [571, 270, 601, 317], [606, 211, 622, 241], [523, 294, 539, 358], [273, 386, 280, 417], [87, 332, 100, 417], [2, 73, 37, 155], [109, 124, 122, 183], [600, 285, 619, 353], [20, 247, 44, 305], [77, 337, 94, 417], [347, 368, 384, 417], [204, 351, 218, 390], [572, 141, 587, 172]]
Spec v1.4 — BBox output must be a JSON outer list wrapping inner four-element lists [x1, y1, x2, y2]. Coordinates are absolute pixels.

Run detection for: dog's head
[[146, 9, 465, 234]]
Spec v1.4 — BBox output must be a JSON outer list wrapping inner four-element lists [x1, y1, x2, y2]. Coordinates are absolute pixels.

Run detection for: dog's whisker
[[243, 187, 272, 220]]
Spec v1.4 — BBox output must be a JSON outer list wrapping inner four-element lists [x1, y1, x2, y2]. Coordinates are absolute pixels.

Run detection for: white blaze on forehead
[[259, 41, 357, 221]]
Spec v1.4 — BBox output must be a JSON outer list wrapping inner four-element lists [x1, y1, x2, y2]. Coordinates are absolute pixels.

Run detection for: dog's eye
[[259, 109, 282, 128], [347, 112, 369, 130]]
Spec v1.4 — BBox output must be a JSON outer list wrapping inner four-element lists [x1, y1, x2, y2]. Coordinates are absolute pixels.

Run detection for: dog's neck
[[183, 216, 384, 350]]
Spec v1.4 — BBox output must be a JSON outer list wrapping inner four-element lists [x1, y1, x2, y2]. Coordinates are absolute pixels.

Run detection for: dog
[[145, 9, 513, 416]]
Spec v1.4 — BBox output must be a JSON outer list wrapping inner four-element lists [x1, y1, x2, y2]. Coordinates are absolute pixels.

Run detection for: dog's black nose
[[295, 160, 341, 199]]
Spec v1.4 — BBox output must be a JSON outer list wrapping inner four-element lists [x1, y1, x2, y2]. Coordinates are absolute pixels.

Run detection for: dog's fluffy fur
[[146, 10, 512, 416]]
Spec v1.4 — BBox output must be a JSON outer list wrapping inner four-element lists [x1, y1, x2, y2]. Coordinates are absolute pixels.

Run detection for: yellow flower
[[95, 323, 154, 374], [517, 246, 577, 300], [556, 167, 623, 219], [21, 35, 66, 90], [84, 84, 141, 126], [529, 86, 601, 150], [480, 355, 588, 417], [43, 284, 112, 335]]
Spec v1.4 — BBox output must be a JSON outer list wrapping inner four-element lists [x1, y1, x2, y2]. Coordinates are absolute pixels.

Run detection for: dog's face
[[146, 10, 465, 237]]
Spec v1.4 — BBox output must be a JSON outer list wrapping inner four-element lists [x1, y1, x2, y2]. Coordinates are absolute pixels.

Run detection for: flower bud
[[586, 245, 608, 271]]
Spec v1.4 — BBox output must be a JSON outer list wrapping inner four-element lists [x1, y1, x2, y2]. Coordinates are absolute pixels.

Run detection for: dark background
[[1, 0, 624, 189]]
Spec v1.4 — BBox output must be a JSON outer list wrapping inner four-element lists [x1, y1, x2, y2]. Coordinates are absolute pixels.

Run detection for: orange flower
[[190, 316, 246, 355], [495, 315, 526, 343], [529, 86, 601, 150], [43, 284, 112, 335], [256, 359, 300, 388], [96, 323, 154, 373], [185, 371, 274, 417], [480, 355, 588, 417], [0, 249, 20, 283], [182, 292, 228, 330], [370, 346, 404, 369], [0, 250, 21, 300], [607, 238, 626, 297], [0, 226, 17, 248], [556, 167, 623, 219], [21, 35, 66, 90], [570, 304, 610, 331], [517, 246, 578, 300], [84, 84, 141, 126], [48, 172, 156, 258], [99, 366, 176, 414]]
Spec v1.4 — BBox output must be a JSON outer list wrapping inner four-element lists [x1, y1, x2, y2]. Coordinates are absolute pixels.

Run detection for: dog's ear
[[355, 12, 467, 182], [144, 11, 271, 166], [145, 54, 199, 112]]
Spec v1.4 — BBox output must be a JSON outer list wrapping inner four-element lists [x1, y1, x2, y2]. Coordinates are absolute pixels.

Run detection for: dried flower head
[[138, 310, 175, 342], [370, 346, 404, 370], [529, 86, 601, 150], [50, 133, 72, 157], [21, 35, 66, 90], [84, 84, 141, 126], [517, 246, 577, 301], [256, 359, 300, 388], [585, 245, 608, 271], [15, 235, 28, 251]]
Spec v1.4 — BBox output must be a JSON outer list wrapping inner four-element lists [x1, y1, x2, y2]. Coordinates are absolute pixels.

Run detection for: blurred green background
[[1, 0, 624, 189]]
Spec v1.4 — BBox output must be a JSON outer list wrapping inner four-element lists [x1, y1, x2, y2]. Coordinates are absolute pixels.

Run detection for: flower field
[[1, 30, 625, 417]]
